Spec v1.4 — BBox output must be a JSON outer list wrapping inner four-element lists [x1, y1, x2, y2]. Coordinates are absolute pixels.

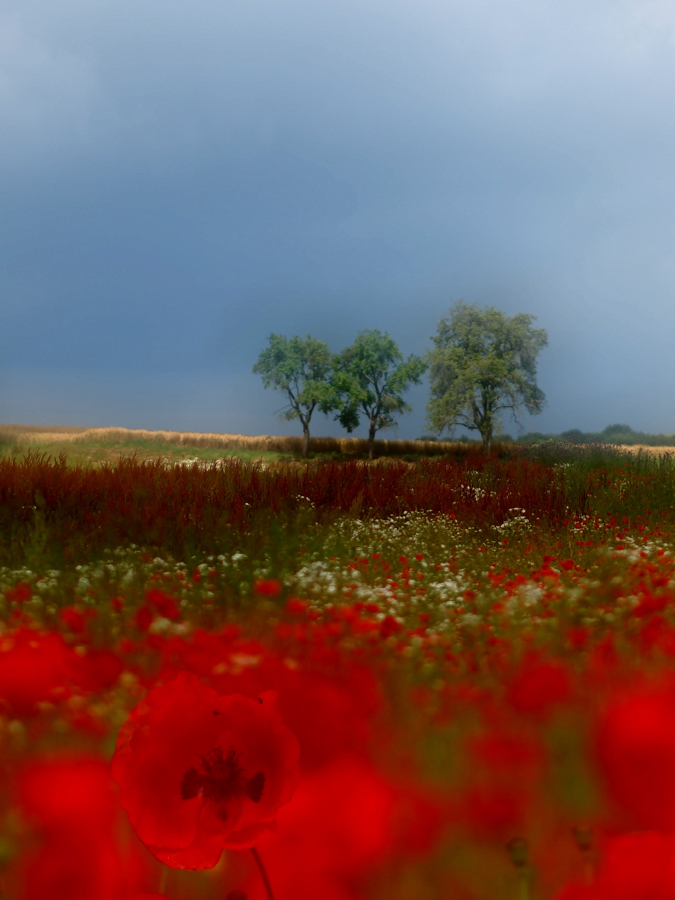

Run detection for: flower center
[[180, 746, 265, 806]]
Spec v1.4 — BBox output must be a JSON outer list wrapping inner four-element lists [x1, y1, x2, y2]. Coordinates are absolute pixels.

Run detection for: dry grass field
[[615, 443, 675, 456], [0, 423, 470, 463]]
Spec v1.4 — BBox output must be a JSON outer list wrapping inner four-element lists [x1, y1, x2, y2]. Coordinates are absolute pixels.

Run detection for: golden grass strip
[[0, 425, 471, 455], [615, 444, 675, 457]]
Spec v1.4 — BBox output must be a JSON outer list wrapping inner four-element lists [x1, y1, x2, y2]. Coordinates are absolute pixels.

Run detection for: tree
[[425, 300, 547, 453], [253, 334, 338, 458], [334, 329, 427, 460]]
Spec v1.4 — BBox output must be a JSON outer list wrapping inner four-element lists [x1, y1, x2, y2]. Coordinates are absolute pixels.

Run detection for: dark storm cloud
[[2, 0, 675, 437]]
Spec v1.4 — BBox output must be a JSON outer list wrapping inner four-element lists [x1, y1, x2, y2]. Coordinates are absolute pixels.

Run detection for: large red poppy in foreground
[[112, 671, 300, 869]]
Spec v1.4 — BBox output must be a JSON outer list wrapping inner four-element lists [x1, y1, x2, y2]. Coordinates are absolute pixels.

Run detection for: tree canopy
[[334, 329, 427, 459], [252, 333, 338, 458], [425, 300, 547, 452]]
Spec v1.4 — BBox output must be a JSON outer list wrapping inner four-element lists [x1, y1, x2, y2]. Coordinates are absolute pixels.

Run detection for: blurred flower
[[554, 831, 675, 900], [5, 581, 31, 603], [506, 653, 573, 718], [59, 605, 97, 635], [595, 680, 675, 831], [15, 755, 149, 899], [145, 589, 180, 621], [0, 628, 74, 716], [70, 647, 124, 693], [254, 579, 282, 597], [241, 756, 444, 900]]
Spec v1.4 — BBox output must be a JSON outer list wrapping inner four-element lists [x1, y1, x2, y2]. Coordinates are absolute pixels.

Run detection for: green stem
[[158, 865, 169, 895], [251, 846, 275, 900], [584, 854, 595, 886]]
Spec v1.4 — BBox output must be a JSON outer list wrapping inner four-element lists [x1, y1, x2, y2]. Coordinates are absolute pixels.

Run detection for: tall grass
[[0, 448, 568, 568], [4, 440, 675, 570], [528, 441, 675, 522]]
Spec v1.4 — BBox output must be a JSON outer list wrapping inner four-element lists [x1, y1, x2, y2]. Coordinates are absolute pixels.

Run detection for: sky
[[2, 0, 675, 440]]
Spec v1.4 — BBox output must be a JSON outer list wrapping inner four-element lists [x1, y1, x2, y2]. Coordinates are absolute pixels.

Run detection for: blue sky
[[1, 0, 674, 440]]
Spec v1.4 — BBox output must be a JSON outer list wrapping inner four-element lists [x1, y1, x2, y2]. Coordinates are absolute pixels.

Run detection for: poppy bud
[[507, 837, 529, 870], [572, 826, 593, 854]]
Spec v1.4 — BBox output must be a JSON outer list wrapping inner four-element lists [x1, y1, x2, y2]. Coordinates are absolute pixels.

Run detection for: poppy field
[[2, 444, 675, 899]]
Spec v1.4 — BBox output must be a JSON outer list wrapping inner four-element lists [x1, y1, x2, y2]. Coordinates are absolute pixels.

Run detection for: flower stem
[[572, 826, 596, 886], [506, 838, 531, 900], [251, 846, 276, 900], [158, 865, 169, 895], [518, 871, 530, 900]]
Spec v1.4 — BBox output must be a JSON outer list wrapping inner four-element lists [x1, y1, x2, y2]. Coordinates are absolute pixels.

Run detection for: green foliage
[[334, 330, 427, 458], [558, 424, 638, 446], [426, 300, 548, 452], [253, 334, 340, 456], [520, 424, 675, 447], [602, 423, 634, 438], [560, 429, 589, 444], [253, 333, 337, 421]]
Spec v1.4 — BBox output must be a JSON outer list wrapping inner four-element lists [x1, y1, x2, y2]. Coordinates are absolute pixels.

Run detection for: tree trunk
[[482, 429, 492, 454], [368, 422, 377, 460], [302, 423, 310, 459]]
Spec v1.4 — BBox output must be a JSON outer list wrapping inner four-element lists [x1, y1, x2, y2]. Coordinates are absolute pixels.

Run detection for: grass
[[0, 424, 483, 468], [0, 427, 290, 468], [0, 446, 574, 571]]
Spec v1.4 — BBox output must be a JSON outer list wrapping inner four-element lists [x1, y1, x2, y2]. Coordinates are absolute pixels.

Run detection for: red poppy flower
[[16, 756, 150, 900], [70, 647, 124, 693], [254, 579, 282, 597], [19, 756, 119, 835], [239, 756, 444, 900], [595, 681, 675, 830], [112, 671, 300, 870], [134, 604, 154, 632], [553, 831, 675, 900], [145, 588, 180, 620], [5, 581, 31, 603], [506, 653, 572, 717], [0, 628, 74, 715], [60, 605, 97, 634]]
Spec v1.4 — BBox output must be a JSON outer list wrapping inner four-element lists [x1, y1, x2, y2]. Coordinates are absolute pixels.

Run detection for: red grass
[[0, 450, 572, 565]]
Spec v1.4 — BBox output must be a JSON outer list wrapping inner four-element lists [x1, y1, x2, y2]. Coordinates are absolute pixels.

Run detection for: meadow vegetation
[[1, 433, 675, 898], [0, 425, 467, 468], [521, 422, 675, 447]]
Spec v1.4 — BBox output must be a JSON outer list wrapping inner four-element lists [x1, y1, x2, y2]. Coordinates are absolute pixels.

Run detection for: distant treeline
[[515, 423, 675, 447]]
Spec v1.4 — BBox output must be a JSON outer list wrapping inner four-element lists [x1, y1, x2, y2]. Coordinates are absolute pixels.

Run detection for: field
[[1, 429, 675, 899], [0, 424, 464, 468]]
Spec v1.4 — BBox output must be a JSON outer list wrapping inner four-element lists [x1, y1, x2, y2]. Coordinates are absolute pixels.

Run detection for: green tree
[[335, 329, 427, 460], [253, 333, 338, 458], [426, 300, 547, 453]]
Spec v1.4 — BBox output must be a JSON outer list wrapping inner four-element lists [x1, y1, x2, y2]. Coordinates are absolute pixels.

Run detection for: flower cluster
[[1, 448, 675, 896]]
